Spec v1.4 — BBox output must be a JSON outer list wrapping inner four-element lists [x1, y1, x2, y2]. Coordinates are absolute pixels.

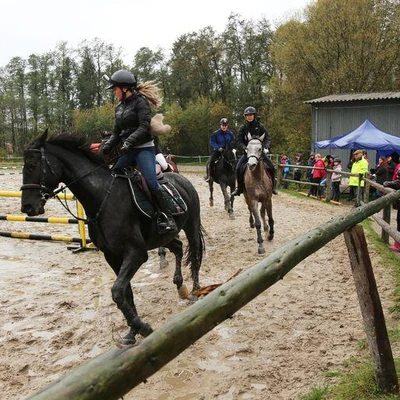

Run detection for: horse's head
[[246, 134, 265, 171], [20, 130, 63, 216]]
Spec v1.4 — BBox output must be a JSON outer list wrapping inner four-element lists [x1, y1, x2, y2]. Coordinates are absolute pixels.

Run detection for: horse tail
[[136, 81, 163, 109], [184, 223, 206, 281]]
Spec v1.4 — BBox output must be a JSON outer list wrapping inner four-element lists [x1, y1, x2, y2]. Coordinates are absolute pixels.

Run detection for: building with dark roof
[[305, 92, 400, 168]]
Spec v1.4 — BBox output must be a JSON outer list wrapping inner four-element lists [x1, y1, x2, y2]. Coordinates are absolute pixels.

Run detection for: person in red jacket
[[308, 153, 326, 197]]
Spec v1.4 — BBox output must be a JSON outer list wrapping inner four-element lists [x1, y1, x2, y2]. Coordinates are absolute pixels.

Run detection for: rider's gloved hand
[[218, 147, 224, 152], [120, 142, 130, 155], [264, 148, 270, 155]]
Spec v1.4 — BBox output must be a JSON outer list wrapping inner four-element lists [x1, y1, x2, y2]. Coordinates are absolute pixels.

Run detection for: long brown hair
[[136, 81, 163, 110]]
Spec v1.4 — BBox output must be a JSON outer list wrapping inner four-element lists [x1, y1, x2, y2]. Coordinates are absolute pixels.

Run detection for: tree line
[[1, 0, 399, 158]]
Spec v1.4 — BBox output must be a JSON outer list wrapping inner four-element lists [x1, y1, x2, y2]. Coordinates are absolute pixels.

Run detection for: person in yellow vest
[[348, 149, 369, 205]]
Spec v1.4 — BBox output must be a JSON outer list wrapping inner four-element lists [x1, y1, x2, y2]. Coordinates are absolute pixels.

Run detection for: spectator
[[348, 149, 369, 205], [308, 153, 326, 197], [306, 153, 315, 194], [281, 154, 290, 189], [386, 154, 397, 179], [383, 170, 400, 252], [293, 153, 303, 191], [374, 156, 389, 198], [331, 158, 342, 202]]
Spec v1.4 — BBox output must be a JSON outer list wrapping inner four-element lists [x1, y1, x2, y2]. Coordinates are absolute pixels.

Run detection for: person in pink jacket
[[308, 153, 326, 197]]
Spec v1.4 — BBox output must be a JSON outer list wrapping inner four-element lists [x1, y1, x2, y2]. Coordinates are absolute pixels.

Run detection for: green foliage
[[1, 2, 400, 156], [72, 104, 114, 141], [300, 386, 328, 400]]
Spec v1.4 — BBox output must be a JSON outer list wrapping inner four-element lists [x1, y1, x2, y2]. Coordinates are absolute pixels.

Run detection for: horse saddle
[[113, 168, 187, 219]]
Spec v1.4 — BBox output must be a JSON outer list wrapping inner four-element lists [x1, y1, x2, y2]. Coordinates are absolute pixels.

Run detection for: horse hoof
[[258, 248, 266, 255], [178, 283, 189, 299], [159, 258, 169, 269], [139, 323, 153, 337], [209, 201, 214, 207], [268, 235, 274, 241], [121, 332, 137, 346]]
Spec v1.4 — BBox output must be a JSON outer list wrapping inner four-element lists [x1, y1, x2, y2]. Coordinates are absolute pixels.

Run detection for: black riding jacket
[[236, 119, 271, 152], [106, 93, 152, 149]]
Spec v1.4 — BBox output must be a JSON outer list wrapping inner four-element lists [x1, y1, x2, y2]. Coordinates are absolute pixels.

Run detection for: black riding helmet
[[103, 70, 137, 90], [220, 118, 228, 125], [244, 106, 257, 116]]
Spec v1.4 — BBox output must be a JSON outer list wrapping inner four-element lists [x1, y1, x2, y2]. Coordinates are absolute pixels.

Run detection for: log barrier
[[26, 189, 400, 400]]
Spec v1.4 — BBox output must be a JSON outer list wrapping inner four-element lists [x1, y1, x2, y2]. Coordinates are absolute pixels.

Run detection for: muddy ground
[[0, 167, 398, 399]]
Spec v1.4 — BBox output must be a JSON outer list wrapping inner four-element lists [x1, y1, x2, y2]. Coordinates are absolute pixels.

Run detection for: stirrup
[[156, 212, 177, 234]]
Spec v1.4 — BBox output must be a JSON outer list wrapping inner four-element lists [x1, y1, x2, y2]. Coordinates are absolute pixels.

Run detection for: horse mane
[[136, 81, 163, 109], [47, 132, 106, 166]]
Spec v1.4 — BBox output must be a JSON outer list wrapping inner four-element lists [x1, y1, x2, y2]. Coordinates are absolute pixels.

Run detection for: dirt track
[[0, 169, 397, 399]]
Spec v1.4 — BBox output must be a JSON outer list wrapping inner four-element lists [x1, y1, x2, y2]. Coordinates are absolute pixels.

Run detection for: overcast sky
[[0, 0, 311, 67]]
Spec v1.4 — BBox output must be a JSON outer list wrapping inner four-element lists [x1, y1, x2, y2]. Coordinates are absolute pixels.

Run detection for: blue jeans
[[113, 147, 159, 192]]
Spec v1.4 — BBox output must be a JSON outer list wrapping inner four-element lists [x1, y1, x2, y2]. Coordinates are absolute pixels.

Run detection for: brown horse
[[244, 135, 274, 254]]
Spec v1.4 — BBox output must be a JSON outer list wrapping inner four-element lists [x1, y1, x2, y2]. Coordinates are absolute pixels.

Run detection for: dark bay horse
[[244, 135, 274, 254], [20, 131, 205, 345], [207, 143, 237, 218]]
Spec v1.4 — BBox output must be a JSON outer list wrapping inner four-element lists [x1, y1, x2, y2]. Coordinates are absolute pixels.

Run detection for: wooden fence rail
[[26, 189, 400, 400]]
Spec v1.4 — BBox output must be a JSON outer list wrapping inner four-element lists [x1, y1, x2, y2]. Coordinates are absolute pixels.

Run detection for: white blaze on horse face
[[247, 139, 263, 170]]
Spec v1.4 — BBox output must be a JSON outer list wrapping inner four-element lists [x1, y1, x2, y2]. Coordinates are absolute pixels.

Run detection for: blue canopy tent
[[314, 119, 400, 152], [314, 119, 400, 165]]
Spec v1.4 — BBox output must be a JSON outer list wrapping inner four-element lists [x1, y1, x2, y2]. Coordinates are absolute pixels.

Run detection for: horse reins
[[21, 146, 118, 222]]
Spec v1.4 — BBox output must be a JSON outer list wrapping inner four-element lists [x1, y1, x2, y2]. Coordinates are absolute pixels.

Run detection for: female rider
[[102, 69, 177, 234]]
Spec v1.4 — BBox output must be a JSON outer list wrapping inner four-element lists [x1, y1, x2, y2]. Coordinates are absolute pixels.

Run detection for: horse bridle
[[20, 147, 59, 201], [247, 137, 264, 163], [20, 145, 118, 223]]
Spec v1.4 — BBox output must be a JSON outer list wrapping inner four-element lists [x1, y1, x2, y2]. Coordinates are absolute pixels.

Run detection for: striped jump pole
[[0, 231, 91, 245], [0, 190, 94, 252]]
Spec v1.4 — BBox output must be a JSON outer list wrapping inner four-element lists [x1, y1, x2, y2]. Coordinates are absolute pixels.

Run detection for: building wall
[[310, 99, 400, 170]]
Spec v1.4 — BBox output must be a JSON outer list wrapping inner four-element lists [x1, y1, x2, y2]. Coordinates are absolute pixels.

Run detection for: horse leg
[[260, 203, 269, 233], [107, 249, 153, 345], [158, 246, 169, 269], [247, 204, 255, 229], [250, 201, 265, 255], [220, 182, 234, 217], [266, 201, 275, 241], [209, 179, 214, 207], [164, 237, 189, 299]]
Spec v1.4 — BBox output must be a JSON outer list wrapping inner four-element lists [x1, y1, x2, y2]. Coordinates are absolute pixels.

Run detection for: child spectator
[[331, 158, 342, 202], [293, 153, 303, 191]]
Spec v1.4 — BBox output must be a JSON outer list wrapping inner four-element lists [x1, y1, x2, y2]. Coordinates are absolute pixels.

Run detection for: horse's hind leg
[[209, 181, 214, 207], [221, 183, 234, 217], [165, 237, 188, 299], [266, 201, 274, 241]]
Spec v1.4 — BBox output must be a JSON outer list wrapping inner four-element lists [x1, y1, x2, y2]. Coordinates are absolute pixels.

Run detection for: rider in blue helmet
[[205, 118, 236, 182]]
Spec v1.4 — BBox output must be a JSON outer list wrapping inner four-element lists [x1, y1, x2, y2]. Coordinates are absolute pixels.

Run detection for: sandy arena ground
[[0, 166, 398, 399]]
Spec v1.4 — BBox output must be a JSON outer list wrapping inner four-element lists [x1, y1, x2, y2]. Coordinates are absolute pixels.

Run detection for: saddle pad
[[126, 175, 187, 219]]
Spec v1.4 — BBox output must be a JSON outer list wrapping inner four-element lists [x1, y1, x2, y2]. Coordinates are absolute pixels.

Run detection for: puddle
[[197, 359, 231, 372], [31, 330, 59, 339]]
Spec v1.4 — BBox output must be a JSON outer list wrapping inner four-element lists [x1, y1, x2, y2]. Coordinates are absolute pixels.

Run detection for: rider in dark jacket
[[205, 118, 235, 182], [102, 69, 177, 234], [231, 106, 278, 196]]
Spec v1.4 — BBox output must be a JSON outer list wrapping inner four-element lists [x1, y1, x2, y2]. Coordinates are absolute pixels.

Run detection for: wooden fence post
[[344, 225, 399, 394], [382, 205, 391, 244]]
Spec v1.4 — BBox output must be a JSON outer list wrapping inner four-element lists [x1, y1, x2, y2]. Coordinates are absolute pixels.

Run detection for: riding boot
[[231, 172, 244, 197], [205, 162, 210, 182], [153, 190, 178, 234], [270, 168, 278, 195]]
